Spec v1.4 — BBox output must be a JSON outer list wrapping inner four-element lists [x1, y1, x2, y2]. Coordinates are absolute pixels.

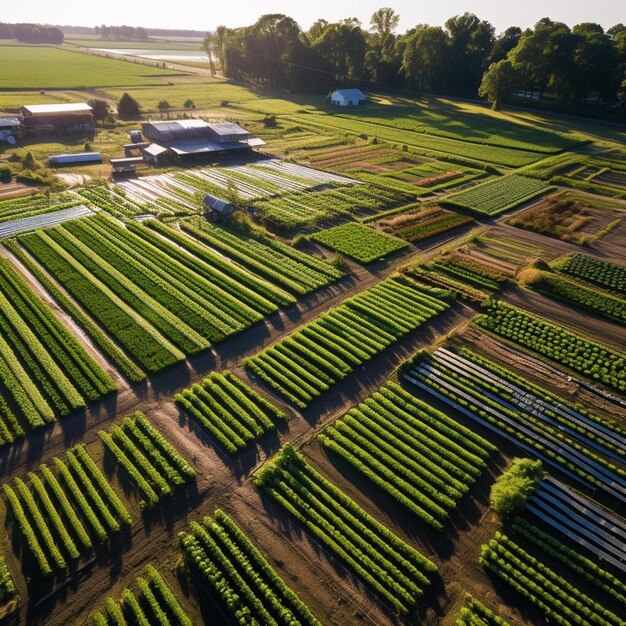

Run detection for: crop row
[[554, 253, 626, 295], [409, 349, 626, 501], [77, 186, 148, 218], [456, 595, 515, 626], [394, 211, 473, 242], [443, 175, 550, 216], [318, 381, 494, 529], [99, 412, 195, 508], [245, 276, 452, 408], [179, 508, 322, 626], [2, 445, 130, 577], [4, 239, 145, 382], [480, 531, 623, 626], [175, 371, 287, 453], [475, 301, 626, 392], [19, 228, 184, 373], [91, 564, 192, 626], [528, 271, 626, 324], [310, 222, 408, 263], [430, 259, 501, 291], [252, 183, 413, 229], [0, 257, 115, 445], [0, 555, 16, 605], [255, 445, 438, 614], [179, 216, 343, 296]]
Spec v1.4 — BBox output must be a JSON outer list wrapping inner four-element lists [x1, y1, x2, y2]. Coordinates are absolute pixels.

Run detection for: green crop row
[[4, 239, 145, 382], [443, 175, 550, 216], [475, 301, 626, 392], [430, 259, 501, 291], [77, 186, 149, 218], [245, 276, 452, 408], [480, 532, 622, 626], [19, 229, 185, 373], [2, 445, 130, 577], [255, 445, 437, 614], [529, 271, 626, 325], [175, 371, 287, 453], [91, 564, 192, 626], [311, 222, 408, 263], [0, 555, 16, 605], [394, 211, 473, 242], [179, 216, 343, 293], [456, 595, 516, 626], [99, 412, 195, 508], [319, 381, 494, 529], [179, 508, 322, 626], [553, 253, 626, 295]]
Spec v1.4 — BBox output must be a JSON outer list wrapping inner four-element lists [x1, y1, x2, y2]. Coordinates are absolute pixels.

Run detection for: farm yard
[[1, 25, 626, 626]]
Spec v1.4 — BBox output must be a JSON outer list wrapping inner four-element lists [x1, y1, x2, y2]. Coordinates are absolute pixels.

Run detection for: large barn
[[141, 120, 265, 165], [20, 103, 95, 136], [330, 89, 366, 107]]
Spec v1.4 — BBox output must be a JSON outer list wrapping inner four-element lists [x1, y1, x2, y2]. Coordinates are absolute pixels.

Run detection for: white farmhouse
[[330, 89, 366, 107]]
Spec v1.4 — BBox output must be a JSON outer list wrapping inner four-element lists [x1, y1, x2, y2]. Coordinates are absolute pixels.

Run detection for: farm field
[[2, 36, 626, 626], [0, 46, 185, 88]]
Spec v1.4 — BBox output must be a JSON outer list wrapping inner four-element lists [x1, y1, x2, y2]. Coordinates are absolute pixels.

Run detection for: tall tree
[[369, 7, 400, 57], [402, 26, 449, 92], [479, 59, 518, 110]]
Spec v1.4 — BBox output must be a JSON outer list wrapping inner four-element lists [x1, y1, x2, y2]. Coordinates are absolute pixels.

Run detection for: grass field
[[0, 46, 185, 89]]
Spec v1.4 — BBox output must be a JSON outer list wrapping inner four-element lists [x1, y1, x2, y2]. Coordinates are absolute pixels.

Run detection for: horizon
[[3, 0, 624, 34]]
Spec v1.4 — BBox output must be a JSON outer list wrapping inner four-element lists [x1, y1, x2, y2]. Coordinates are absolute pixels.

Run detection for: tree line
[[202, 10, 626, 113], [0, 23, 64, 45]]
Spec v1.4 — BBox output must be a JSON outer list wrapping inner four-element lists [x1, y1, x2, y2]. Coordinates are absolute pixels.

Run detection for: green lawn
[[0, 46, 185, 89]]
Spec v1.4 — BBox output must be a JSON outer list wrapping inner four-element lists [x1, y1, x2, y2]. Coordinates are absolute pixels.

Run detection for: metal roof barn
[[21, 103, 93, 116], [330, 89, 366, 106], [49, 152, 102, 166]]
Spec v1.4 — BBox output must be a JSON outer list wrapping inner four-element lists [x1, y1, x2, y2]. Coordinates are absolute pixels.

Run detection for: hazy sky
[[4, 0, 625, 33]]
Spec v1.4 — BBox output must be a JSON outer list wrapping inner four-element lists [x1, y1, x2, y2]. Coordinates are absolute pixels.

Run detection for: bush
[[0, 165, 12, 182], [263, 115, 277, 128], [490, 458, 543, 518], [183, 99, 195, 109], [157, 100, 170, 111], [117, 92, 141, 116]]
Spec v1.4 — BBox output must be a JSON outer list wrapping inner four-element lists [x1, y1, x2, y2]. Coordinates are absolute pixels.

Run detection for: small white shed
[[330, 89, 366, 107]]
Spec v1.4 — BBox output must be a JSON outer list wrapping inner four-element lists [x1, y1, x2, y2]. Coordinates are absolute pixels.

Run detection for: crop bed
[[408, 347, 626, 502], [175, 371, 287, 453], [553, 253, 626, 295], [2, 445, 131, 577], [255, 445, 438, 614], [92, 564, 192, 626], [0, 556, 15, 607], [456, 596, 516, 626], [443, 175, 550, 216], [318, 381, 495, 529], [178, 216, 343, 296], [0, 258, 115, 445], [474, 301, 626, 392], [99, 412, 196, 508], [310, 222, 408, 263], [245, 276, 452, 408], [179, 509, 322, 626]]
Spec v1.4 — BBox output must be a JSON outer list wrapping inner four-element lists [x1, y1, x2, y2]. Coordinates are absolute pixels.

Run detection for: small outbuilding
[[21, 103, 95, 136], [203, 194, 234, 222], [330, 89, 366, 107]]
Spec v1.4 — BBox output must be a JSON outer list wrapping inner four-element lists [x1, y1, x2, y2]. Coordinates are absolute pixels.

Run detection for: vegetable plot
[[319, 381, 495, 529], [99, 412, 196, 508], [474, 301, 626, 392], [443, 175, 550, 216], [245, 276, 452, 408], [2, 445, 131, 577], [91, 564, 192, 626], [0, 258, 115, 446], [408, 347, 626, 502], [311, 222, 408, 263], [255, 445, 438, 614], [553, 253, 626, 295], [0, 556, 16, 605], [175, 371, 287, 453], [179, 509, 322, 626], [456, 596, 517, 626]]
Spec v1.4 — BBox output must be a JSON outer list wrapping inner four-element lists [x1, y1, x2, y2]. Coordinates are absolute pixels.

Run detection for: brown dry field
[[1, 180, 626, 626]]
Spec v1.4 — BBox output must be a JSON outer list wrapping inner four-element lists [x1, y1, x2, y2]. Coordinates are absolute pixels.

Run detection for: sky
[[4, 0, 625, 34]]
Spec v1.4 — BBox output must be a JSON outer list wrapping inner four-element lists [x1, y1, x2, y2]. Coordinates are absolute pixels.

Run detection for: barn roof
[[0, 116, 22, 127], [331, 88, 366, 100], [208, 122, 250, 136], [22, 103, 93, 114], [144, 119, 210, 133]]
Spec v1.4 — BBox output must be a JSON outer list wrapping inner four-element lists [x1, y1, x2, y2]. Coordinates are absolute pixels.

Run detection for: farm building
[[330, 89, 366, 107], [49, 152, 102, 166], [141, 120, 265, 165], [203, 194, 234, 222], [20, 103, 95, 136], [0, 116, 22, 144]]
